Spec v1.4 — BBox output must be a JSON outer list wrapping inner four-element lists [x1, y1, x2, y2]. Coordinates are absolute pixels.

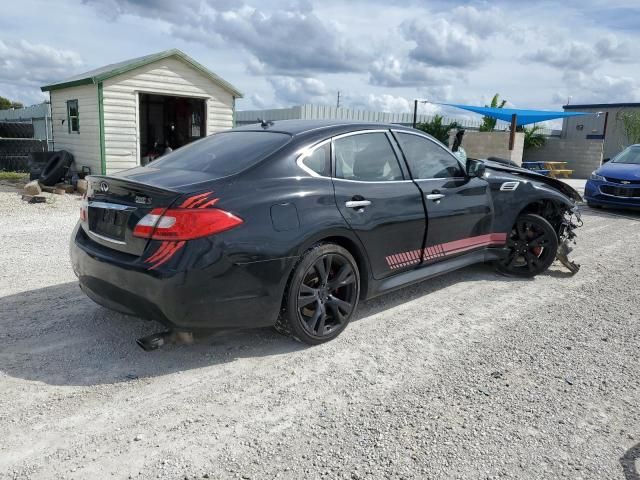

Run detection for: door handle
[[345, 200, 372, 208], [426, 193, 445, 201]]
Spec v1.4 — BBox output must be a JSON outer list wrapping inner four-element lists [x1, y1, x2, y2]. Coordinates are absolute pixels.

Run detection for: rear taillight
[[133, 208, 243, 240], [80, 194, 88, 222]]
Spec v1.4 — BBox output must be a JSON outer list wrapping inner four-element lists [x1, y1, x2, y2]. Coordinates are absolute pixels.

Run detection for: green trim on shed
[[41, 49, 243, 98], [98, 82, 106, 175]]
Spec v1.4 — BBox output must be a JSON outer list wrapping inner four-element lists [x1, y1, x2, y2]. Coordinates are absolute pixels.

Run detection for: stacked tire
[[0, 122, 34, 139], [0, 139, 47, 173]]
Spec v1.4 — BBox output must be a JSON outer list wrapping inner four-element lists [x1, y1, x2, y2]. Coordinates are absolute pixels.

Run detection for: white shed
[[41, 49, 243, 175]]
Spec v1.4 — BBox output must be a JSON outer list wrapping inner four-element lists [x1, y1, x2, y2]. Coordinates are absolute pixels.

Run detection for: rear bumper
[[71, 226, 295, 330]]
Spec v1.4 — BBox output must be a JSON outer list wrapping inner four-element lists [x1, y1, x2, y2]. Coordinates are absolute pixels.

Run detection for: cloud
[[345, 93, 412, 113], [84, 0, 371, 76], [0, 40, 83, 86], [526, 36, 630, 70], [451, 5, 506, 39], [344, 93, 443, 116], [81, 0, 234, 22], [594, 35, 630, 62], [268, 76, 331, 105], [245, 92, 269, 110], [204, 7, 370, 75], [401, 17, 484, 68], [561, 71, 640, 104], [368, 55, 453, 87], [0, 40, 84, 105]]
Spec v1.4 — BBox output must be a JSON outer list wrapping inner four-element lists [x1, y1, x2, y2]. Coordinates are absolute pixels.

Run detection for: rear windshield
[[150, 131, 291, 176], [611, 145, 640, 165]]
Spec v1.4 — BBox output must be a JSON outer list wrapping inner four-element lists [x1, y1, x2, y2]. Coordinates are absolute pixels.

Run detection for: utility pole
[[412, 99, 418, 128], [336, 91, 341, 109]]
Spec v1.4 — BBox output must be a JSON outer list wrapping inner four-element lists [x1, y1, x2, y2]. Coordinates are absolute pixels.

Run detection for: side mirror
[[602, 157, 610, 164], [466, 158, 486, 178]]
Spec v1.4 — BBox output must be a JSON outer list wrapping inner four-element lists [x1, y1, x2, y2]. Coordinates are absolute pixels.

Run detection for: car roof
[[233, 119, 417, 137]]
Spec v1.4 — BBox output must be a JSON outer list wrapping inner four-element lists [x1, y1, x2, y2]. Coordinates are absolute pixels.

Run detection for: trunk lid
[[83, 175, 184, 256], [109, 165, 217, 192]]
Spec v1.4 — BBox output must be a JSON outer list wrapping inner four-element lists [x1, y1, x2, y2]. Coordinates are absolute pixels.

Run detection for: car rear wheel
[[275, 244, 360, 345], [496, 213, 558, 277]]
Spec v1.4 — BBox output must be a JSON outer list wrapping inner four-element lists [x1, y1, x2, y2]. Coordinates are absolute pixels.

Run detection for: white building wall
[[49, 84, 101, 175], [102, 57, 235, 174]]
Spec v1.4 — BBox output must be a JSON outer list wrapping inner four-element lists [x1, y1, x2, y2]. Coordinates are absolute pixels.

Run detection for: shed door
[[139, 94, 206, 164]]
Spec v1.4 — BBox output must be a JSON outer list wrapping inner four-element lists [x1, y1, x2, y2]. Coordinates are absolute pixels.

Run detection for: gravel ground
[[0, 183, 639, 480]]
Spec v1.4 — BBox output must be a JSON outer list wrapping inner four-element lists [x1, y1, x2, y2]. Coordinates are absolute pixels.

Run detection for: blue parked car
[[585, 144, 640, 209]]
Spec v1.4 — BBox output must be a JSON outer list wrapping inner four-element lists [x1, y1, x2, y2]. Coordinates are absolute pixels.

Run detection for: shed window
[[67, 100, 79, 133]]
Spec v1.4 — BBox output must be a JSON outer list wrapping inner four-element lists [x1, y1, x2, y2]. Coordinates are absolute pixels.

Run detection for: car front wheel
[[276, 244, 360, 345], [496, 213, 558, 277]]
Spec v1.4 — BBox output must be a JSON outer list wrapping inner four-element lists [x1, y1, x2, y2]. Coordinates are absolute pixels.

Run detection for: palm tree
[[523, 125, 546, 150], [479, 93, 506, 132], [416, 115, 459, 145]]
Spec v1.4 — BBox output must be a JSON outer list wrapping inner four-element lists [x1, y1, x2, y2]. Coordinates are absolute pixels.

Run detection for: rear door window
[[151, 131, 291, 176]]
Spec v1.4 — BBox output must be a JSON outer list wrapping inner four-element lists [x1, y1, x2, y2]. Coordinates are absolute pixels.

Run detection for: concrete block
[[23, 180, 41, 196]]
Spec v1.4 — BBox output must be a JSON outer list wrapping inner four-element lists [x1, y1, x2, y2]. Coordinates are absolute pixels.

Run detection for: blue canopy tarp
[[444, 104, 589, 126]]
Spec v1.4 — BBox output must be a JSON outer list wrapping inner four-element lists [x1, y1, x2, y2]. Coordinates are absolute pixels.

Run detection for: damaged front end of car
[[556, 205, 582, 274]]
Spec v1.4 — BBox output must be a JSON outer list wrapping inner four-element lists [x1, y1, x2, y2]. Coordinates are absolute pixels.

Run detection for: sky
[[1, 0, 639, 122]]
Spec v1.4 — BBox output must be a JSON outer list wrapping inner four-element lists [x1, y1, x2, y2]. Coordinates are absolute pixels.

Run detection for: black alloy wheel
[[497, 213, 558, 277], [276, 244, 360, 345]]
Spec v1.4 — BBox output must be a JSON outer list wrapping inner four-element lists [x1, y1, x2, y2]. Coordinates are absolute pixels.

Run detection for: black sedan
[[71, 120, 582, 348]]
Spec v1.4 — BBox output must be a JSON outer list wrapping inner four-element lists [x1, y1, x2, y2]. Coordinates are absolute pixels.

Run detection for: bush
[[617, 110, 640, 146], [416, 115, 459, 145], [523, 125, 546, 150]]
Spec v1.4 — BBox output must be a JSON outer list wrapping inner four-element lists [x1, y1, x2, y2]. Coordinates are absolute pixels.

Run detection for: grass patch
[[0, 171, 28, 182]]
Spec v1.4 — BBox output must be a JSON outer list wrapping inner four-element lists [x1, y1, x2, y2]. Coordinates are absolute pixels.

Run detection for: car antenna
[[258, 118, 274, 129]]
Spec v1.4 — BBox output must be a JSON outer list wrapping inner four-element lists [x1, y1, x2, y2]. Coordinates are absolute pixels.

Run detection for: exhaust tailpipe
[[136, 331, 194, 351]]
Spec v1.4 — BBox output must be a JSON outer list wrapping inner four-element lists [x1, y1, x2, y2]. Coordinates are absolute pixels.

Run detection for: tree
[[416, 115, 459, 145], [523, 125, 546, 150], [0, 96, 23, 110], [0, 96, 12, 110], [617, 110, 640, 146], [479, 93, 507, 132]]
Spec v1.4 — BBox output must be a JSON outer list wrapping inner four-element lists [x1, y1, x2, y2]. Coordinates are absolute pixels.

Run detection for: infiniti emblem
[[99, 181, 109, 193], [621, 180, 631, 185]]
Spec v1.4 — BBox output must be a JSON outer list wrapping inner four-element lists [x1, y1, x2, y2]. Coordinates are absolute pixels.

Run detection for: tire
[[39, 150, 73, 185], [0, 122, 34, 139], [496, 213, 558, 278], [275, 243, 360, 345]]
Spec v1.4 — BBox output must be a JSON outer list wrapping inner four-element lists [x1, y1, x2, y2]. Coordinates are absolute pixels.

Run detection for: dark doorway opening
[[139, 94, 206, 165]]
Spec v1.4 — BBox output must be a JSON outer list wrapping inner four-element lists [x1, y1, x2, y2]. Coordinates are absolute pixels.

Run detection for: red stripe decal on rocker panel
[[385, 233, 508, 268]]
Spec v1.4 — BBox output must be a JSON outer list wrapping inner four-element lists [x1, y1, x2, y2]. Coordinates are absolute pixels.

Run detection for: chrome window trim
[[332, 177, 415, 184], [331, 129, 407, 183], [331, 128, 390, 141], [391, 128, 467, 180]]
